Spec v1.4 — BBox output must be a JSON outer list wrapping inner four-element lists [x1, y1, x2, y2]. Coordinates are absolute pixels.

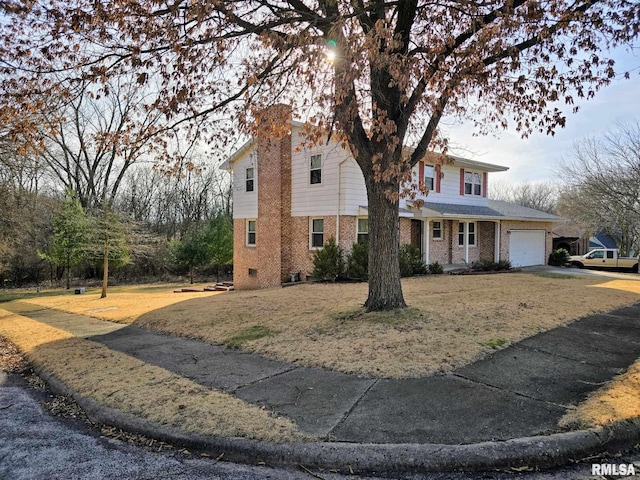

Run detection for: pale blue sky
[[445, 47, 640, 184]]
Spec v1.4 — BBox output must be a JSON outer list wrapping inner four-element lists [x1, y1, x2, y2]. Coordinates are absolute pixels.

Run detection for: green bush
[[496, 260, 512, 271], [428, 261, 444, 274], [470, 259, 497, 271], [399, 244, 427, 277], [346, 241, 368, 280], [312, 237, 345, 281], [471, 259, 512, 271], [548, 248, 570, 266]]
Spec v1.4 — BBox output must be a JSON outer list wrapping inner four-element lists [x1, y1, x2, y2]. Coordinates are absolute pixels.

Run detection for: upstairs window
[[357, 218, 369, 243], [311, 218, 324, 248], [424, 165, 435, 191], [245, 167, 255, 192], [464, 171, 482, 196], [310, 154, 322, 185]]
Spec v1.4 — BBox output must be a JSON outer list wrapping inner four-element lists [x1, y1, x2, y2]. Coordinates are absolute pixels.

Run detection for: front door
[[411, 219, 423, 255]]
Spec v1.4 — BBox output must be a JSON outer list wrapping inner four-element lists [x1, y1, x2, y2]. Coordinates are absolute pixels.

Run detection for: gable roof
[[220, 122, 510, 174]]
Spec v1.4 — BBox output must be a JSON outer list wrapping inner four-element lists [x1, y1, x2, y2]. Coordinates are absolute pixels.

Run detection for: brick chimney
[[250, 105, 293, 288]]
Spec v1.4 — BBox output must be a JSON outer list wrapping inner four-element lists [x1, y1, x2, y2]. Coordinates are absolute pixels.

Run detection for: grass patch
[[332, 307, 425, 325], [480, 337, 508, 349], [15, 283, 221, 323], [0, 309, 304, 442], [223, 325, 274, 349], [529, 272, 580, 280], [0, 289, 69, 304]]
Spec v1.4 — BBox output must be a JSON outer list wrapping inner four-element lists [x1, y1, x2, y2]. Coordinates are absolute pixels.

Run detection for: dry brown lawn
[[559, 355, 640, 430], [0, 308, 304, 442], [17, 284, 222, 323], [22, 272, 640, 378]]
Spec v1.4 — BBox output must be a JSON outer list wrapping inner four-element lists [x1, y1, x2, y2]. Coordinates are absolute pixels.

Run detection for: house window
[[432, 220, 442, 240], [311, 218, 324, 248], [464, 171, 482, 196], [468, 222, 476, 246], [245, 167, 254, 192], [424, 165, 435, 191], [357, 218, 369, 243], [458, 222, 476, 246], [310, 154, 322, 185], [246, 220, 256, 246]]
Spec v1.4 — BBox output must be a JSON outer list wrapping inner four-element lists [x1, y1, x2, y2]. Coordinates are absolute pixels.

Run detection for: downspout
[[336, 158, 348, 246], [425, 218, 430, 264], [495, 220, 501, 262]]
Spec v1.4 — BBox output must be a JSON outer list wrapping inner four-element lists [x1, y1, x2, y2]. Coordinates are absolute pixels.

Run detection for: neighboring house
[[221, 112, 563, 289], [552, 223, 621, 256]]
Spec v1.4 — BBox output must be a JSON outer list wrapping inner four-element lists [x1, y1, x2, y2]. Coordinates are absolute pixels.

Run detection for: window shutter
[[435, 164, 441, 193], [459, 169, 465, 195], [482, 172, 488, 197], [419, 161, 424, 187]]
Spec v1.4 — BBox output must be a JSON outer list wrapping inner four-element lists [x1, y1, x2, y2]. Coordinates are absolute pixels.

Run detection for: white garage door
[[509, 230, 546, 267]]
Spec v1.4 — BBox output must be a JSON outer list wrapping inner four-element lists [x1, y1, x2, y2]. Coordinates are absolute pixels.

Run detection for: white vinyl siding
[[231, 150, 258, 219], [291, 132, 366, 216]]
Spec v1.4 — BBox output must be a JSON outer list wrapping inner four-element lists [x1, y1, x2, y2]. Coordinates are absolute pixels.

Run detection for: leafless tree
[[19, 77, 168, 210], [116, 159, 232, 238], [557, 122, 640, 255], [490, 180, 560, 214]]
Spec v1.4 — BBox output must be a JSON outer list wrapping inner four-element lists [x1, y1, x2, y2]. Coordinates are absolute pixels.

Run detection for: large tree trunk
[[364, 177, 407, 311]]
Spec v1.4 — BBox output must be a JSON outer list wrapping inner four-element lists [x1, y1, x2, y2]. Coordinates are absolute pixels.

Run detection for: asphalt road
[[1, 370, 639, 480]]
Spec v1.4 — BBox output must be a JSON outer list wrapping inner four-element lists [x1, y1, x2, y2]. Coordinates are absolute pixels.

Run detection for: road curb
[[34, 364, 640, 474]]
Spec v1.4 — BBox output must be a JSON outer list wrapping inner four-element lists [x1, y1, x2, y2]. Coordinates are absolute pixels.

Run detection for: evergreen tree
[[40, 192, 91, 289]]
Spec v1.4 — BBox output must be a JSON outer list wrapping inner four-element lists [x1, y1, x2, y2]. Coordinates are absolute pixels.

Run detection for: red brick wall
[[399, 218, 412, 246], [339, 216, 358, 253], [233, 107, 292, 289], [428, 220, 449, 264], [478, 221, 496, 261], [233, 219, 257, 289]]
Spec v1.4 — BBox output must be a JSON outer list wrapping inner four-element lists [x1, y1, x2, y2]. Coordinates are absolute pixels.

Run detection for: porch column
[[464, 221, 470, 265]]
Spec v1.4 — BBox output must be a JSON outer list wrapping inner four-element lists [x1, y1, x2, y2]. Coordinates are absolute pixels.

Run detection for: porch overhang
[[412, 200, 565, 223], [358, 205, 415, 218]]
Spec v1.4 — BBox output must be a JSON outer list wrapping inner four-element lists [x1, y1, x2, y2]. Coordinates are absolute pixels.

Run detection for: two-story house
[[221, 112, 562, 289]]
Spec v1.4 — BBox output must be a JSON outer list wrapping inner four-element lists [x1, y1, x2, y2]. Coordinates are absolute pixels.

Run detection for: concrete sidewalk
[[6, 300, 640, 471]]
